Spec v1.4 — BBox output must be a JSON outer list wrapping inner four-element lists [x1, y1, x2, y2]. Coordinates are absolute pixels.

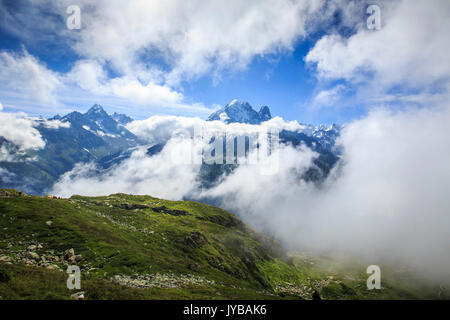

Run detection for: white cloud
[[311, 84, 346, 109], [66, 60, 109, 95], [0, 50, 62, 106], [33, 118, 71, 130], [65, 59, 209, 112], [52, 144, 202, 200], [0, 110, 45, 150], [126, 115, 304, 144], [108, 77, 183, 107], [306, 0, 450, 93], [126, 115, 206, 143]]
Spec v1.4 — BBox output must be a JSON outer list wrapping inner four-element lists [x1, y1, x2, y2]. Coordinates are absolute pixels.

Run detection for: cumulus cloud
[[127, 114, 304, 144], [306, 0, 450, 99], [311, 84, 346, 109], [126, 115, 206, 143], [66, 60, 110, 95], [33, 118, 71, 130], [108, 77, 183, 108], [0, 50, 62, 106], [0, 111, 45, 150], [65, 59, 210, 113], [0, 108, 51, 162]]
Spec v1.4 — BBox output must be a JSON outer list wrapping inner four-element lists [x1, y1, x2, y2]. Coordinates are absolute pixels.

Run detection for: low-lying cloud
[[0, 108, 70, 161], [0, 111, 45, 151]]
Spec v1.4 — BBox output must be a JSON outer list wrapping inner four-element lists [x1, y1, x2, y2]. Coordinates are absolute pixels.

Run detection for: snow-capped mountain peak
[[86, 104, 108, 116], [207, 100, 272, 124]]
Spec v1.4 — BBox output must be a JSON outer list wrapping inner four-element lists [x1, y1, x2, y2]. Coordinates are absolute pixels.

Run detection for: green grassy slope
[[0, 189, 444, 300]]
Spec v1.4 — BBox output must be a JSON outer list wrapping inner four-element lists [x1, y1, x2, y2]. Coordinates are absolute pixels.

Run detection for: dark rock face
[[151, 206, 190, 216], [196, 214, 244, 229], [146, 143, 166, 157], [184, 232, 208, 248], [118, 203, 150, 210]]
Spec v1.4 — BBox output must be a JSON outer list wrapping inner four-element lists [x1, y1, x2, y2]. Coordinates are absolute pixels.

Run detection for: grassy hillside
[[0, 189, 444, 300]]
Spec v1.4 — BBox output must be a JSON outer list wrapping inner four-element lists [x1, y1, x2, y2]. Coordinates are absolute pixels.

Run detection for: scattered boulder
[[0, 255, 13, 262], [46, 264, 60, 271], [112, 273, 215, 290], [27, 245, 37, 251], [26, 252, 40, 261], [45, 221, 53, 226], [64, 248, 76, 263]]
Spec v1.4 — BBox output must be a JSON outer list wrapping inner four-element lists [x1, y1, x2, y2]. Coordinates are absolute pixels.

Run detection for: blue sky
[[0, 0, 448, 125]]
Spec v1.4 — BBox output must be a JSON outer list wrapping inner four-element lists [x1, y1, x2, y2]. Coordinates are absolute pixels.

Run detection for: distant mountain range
[[0, 101, 341, 195]]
